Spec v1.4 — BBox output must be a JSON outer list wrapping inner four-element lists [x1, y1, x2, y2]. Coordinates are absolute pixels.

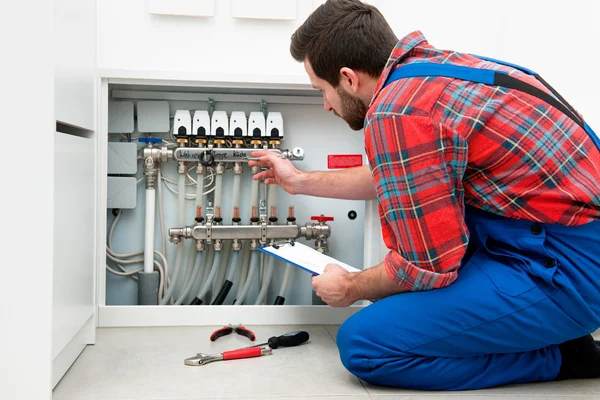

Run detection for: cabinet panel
[[55, 0, 96, 130], [53, 132, 95, 359]]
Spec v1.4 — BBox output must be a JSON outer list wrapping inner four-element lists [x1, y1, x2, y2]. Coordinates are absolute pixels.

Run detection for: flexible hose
[[211, 250, 240, 305], [236, 240, 251, 300], [191, 251, 222, 305], [278, 264, 294, 298], [174, 251, 203, 305], [234, 251, 259, 305], [213, 240, 231, 294], [255, 255, 276, 305]]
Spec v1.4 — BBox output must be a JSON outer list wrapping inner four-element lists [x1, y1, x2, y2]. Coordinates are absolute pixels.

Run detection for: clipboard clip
[[271, 240, 296, 249]]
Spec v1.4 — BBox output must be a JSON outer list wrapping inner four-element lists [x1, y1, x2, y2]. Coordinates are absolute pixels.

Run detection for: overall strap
[[383, 59, 600, 152]]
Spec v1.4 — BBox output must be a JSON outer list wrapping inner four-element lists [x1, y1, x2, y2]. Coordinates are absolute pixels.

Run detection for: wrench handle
[[222, 347, 263, 360]]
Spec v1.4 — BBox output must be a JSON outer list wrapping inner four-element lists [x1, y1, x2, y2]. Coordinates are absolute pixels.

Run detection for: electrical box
[[137, 101, 170, 133], [107, 142, 138, 175], [108, 101, 134, 133], [107, 177, 137, 209]]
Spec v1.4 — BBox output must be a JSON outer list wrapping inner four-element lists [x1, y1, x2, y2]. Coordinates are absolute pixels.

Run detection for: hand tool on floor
[[244, 330, 310, 349], [184, 346, 272, 366], [210, 324, 256, 342]]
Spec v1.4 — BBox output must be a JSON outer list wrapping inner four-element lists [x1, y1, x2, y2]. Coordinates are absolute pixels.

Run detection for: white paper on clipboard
[[258, 241, 360, 276]]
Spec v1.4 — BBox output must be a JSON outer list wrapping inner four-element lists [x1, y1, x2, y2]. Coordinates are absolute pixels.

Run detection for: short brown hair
[[290, 0, 398, 87]]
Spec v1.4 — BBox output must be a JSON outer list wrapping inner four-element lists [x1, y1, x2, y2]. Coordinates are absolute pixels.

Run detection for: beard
[[335, 86, 368, 131]]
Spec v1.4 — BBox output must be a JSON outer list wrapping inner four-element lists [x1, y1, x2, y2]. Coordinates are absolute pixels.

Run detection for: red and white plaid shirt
[[365, 31, 600, 291]]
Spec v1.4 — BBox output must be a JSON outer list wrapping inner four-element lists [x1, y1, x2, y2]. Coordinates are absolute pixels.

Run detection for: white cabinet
[[52, 132, 96, 387], [55, 0, 97, 131], [97, 0, 316, 82]]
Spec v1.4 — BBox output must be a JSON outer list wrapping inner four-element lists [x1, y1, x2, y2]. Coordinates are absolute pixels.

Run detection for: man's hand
[[311, 264, 357, 307], [248, 151, 306, 195]]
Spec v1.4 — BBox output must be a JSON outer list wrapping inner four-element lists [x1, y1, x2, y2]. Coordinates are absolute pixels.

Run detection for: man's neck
[[358, 75, 380, 106]]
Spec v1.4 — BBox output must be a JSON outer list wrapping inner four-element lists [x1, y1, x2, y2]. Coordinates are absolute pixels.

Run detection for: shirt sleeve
[[364, 114, 469, 291]]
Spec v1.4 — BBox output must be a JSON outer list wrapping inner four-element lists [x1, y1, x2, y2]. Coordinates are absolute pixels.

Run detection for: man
[[248, 0, 600, 391]]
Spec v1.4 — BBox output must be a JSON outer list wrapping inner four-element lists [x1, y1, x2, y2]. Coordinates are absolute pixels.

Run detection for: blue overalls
[[336, 57, 600, 390]]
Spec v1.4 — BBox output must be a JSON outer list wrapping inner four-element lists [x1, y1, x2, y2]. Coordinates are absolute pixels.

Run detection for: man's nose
[[323, 96, 333, 112]]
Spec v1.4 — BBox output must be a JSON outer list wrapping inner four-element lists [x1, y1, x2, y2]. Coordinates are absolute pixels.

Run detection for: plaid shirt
[[365, 31, 600, 291]]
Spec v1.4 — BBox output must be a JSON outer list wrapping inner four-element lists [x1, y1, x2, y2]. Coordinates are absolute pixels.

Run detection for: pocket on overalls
[[471, 236, 541, 297]]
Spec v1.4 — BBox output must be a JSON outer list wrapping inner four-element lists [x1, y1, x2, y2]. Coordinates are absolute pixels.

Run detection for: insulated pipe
[[143, 189, 156, 273], [186, 246, 212, 304], [159, 170, 187, 305], [275, 264, 294, 305], [190, 251, 222, 305], [174, 251, 203, 305], [213, 240, 231, 295], [211, 250, 240, 305], [175, 244, 200, 304], [234, 250, 259, 305], [255, 255, 276, 305]]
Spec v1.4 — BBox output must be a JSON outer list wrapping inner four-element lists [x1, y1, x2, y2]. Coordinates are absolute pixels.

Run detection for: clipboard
[[258, 241, 360, 276]]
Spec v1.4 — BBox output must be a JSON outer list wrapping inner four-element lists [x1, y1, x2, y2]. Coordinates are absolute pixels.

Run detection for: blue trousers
[[337, 206, 600, 390]]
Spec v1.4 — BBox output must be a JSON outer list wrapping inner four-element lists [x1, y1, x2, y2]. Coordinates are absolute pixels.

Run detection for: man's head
[[290, 0, 397, 130]]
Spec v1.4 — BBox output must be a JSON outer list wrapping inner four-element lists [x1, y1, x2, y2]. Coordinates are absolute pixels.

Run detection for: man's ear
[[339, 67, 360, 94]]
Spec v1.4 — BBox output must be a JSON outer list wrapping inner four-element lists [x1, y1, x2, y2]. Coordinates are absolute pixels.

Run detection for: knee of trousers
[[336, 313, 382, 381]]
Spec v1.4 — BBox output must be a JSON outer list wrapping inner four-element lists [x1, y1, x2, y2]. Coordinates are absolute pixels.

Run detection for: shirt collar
[[369, 31, 429, 107]]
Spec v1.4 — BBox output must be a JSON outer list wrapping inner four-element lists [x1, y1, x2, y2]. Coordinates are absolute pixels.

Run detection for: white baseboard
[[52, 315, 95, 388], [98, 305, 365, 327]]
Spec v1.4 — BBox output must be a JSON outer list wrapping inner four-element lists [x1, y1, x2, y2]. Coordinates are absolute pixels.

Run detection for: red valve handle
[[310, 215, 334, 223]]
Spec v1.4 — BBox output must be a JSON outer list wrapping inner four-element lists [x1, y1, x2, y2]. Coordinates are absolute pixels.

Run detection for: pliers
[[210, 324, 256, 342]]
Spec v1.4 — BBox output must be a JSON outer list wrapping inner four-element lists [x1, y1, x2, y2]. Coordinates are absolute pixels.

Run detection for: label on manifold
[[327, 154, 363, 169]]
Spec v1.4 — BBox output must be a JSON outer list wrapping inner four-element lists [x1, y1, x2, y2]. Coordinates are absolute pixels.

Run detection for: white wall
[[98, 0, 599, 128], [0, 0, 55, 399], [372, 0, 600, 128]]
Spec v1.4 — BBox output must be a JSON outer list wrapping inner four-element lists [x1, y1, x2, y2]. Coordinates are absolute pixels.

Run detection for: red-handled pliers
[[210, 324, 256, 342]]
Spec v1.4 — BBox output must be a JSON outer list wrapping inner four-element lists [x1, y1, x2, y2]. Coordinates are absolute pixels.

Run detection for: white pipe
[[178, 242, 196, 299], [232, 174, 241, 211], [250, 178, 259, 212], [255, 255, 276, 305], [196, 170, 205, 218], [225, 250, 240, 282], [174, 251, 203, 305], [186, 246, 212, 304], [143, 189, 156, 273], [268, 183, 277, 217], [278, 264, 294, 298], [195, 251, 222, 303], [234, 251, 259, 305], [213, 240, 231, 295], [214, 172, 223, 217], [236, 240, 250, 300], [159, 172, 187, 305]]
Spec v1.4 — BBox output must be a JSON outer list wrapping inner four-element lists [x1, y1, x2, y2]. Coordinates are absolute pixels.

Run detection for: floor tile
[[53, 326, 368, 400], [325, 325, 340, 343]]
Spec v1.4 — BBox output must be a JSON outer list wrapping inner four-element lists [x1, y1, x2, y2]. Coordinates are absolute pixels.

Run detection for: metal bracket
[[260, 100, 268, 119], [208, 98, 216, 118]]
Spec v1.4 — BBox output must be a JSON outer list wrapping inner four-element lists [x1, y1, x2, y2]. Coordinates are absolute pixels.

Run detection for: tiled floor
[[53, 326, 600, 400]]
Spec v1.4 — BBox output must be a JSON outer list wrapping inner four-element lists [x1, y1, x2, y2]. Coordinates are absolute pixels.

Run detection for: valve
[[310, 215, 334, 224], [138, 137, 163, 144]]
